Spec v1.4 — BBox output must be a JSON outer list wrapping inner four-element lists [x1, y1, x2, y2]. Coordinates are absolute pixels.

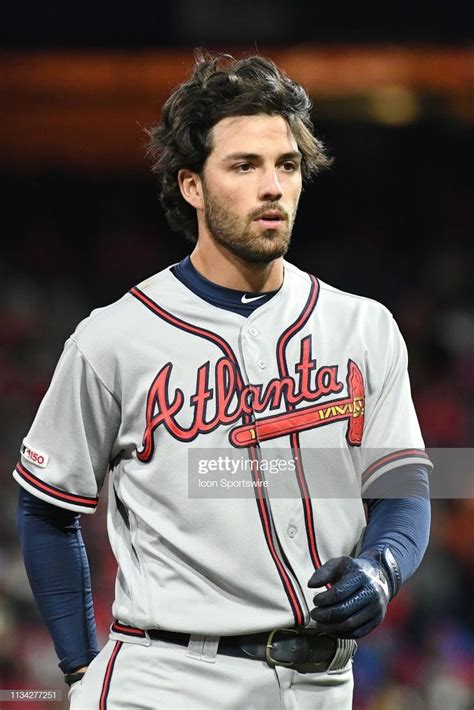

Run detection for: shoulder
[[71, 266, 176, 357], [317, 278, 393, 321]]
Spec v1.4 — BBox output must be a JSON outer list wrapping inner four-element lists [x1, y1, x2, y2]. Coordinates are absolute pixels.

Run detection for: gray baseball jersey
[[13, 261, 431, 634]]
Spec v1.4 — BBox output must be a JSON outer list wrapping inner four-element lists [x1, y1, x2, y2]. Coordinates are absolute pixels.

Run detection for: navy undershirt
[[16, 262, 431, 672], [17, 487, 99, 673], [171, 256, 279, 317]]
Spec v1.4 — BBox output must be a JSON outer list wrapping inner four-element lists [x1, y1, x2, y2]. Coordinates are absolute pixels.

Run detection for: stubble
[[202, 182, 297, 264]]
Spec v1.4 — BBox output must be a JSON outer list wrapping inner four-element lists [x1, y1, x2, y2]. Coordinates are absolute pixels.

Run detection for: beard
[[202, 183, 297, 264]]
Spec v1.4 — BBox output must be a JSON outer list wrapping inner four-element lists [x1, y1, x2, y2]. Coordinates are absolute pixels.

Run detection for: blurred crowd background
[[1, 4, 473, 709]]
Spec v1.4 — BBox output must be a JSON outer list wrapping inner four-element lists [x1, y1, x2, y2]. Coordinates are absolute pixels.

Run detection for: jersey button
[[257, 359, 266, 369], [248, 327, 259, 337], [287, 525, 297, 538]]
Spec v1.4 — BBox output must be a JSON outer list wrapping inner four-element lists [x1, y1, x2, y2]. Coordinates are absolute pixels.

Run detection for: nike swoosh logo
[[241, 294, 266, 304]]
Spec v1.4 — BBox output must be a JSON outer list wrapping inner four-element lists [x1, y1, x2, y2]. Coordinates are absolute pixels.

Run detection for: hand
[[64, 667, 88, 687], [308, 549, 393, 639]]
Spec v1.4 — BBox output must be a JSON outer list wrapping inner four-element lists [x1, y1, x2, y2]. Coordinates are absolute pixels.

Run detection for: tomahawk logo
[[229, 360, 364, 448], [137, 337, 365, 462]]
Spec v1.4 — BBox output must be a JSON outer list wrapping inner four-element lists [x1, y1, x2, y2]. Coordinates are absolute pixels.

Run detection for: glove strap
[[381, 546, 401, 598], [359, 546, 402, 599]]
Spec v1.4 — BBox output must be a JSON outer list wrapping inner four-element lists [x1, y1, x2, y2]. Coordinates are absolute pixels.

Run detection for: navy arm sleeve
[[16, 487, 99, 673], [361, 465, 431, 585]]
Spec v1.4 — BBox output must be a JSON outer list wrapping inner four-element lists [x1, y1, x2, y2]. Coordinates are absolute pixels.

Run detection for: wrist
[[64, 668, 87, 686], [380, 546, 401, 598], [360, 546, 401, 599]]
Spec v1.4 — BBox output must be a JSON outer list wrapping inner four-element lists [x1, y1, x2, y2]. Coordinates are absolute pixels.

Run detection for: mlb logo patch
[[21, 442, 49, 468]]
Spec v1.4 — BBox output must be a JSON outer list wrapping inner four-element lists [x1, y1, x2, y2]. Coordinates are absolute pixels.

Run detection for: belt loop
[[110, 620, 151, 647], [185, 634, 220, 663]]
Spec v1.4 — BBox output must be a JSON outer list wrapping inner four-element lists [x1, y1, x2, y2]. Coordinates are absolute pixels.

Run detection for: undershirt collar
[[171, 256, 279, 317]]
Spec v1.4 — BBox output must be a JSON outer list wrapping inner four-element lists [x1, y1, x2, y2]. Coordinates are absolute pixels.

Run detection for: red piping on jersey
[[276, 275, 323, 570], [99, 640, 123, 710], [130, 285, 305, 626], [15, 462, 98, 509], [130, 287, 238, 362], [362, 448, 431, 484], [245, 444, 304, 625]]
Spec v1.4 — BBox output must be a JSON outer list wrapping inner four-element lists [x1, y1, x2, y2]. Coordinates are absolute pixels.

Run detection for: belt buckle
[[265, 628, 299, 669]]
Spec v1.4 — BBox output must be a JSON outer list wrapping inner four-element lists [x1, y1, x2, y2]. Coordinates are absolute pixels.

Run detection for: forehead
[[208, 114, 299, 158]]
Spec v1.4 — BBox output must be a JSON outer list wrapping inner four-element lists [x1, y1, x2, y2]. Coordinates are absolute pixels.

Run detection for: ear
[[178, 169, 204, 211]]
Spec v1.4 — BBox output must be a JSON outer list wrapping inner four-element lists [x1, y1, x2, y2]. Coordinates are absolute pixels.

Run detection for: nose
[[258, 168, 283, 202]]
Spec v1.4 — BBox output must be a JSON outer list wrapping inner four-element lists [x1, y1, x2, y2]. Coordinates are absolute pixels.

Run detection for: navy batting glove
[[308, 548, 400, 639]]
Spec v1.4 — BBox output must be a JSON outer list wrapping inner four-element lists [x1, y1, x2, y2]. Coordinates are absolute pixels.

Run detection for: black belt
[[111, 622, 355, 673]]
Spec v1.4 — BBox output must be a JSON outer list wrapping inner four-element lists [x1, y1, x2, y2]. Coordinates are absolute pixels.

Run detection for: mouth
[[253, 211, 286, 229]]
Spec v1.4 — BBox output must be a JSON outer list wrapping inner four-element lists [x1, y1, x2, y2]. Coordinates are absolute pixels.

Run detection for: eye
[[234, 163, 254, 172], [280, 161, 298, 172]]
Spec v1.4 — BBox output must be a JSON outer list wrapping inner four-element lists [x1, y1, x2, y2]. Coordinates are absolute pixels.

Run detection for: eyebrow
[[222, 151, 302, 163]]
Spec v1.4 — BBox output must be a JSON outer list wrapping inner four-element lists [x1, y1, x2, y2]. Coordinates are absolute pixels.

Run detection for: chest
[[117, 313, 369, 456]]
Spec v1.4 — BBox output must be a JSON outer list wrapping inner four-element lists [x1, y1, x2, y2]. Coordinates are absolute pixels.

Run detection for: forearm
[[309, 466, 431, 638], [16, 487, 99, 673], [361, 465, 431, 586]]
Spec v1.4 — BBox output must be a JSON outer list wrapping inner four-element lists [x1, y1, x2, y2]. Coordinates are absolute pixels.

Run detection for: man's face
[[200, 114, 303, 264]]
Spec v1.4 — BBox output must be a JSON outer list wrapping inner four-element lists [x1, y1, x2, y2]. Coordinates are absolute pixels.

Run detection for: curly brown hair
[[146, 50, 332, 243]]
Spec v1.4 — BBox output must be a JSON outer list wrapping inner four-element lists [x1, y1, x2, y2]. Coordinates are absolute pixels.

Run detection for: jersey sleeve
[[13, 337, 121, 514], [360, 313, 433, 494]]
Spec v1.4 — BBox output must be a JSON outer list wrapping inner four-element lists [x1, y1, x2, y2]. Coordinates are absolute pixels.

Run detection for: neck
[[190, 236, 284, 292]]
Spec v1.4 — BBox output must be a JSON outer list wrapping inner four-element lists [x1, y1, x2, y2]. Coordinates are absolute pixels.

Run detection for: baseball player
[[15, 52, 431, 709]]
